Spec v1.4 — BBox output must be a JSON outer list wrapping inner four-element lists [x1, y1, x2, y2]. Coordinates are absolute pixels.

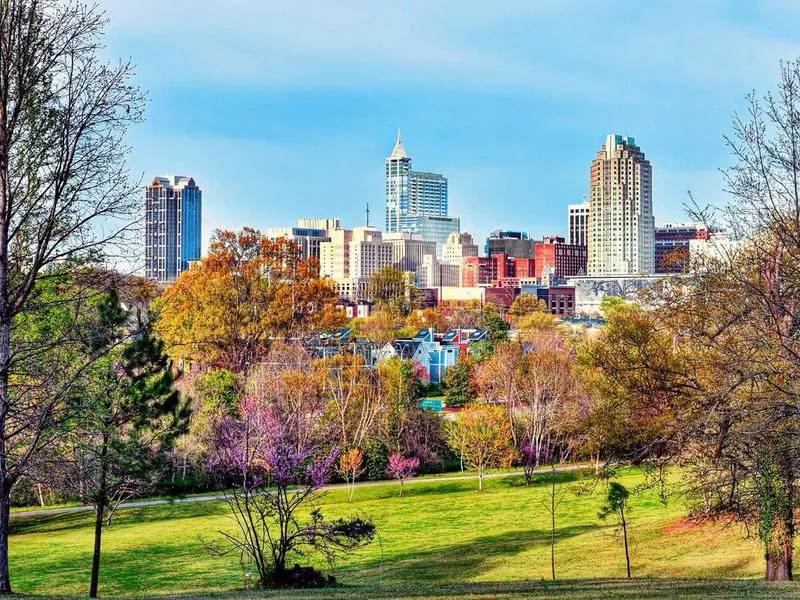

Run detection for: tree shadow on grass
[[394, 471, 586, 499], [11, 499, 231, 536], [499, 470, 586, 490], [10, 509, 95, 535], [12, 538, 240, 598], [12, 527, 779, 598], [347, 525, 598, 585]]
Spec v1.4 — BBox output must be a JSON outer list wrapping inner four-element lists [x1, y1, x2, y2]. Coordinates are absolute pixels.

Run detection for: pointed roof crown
[[388, 129, 408, 161]]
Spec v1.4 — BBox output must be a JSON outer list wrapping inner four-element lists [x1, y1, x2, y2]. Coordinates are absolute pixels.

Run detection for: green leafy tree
[[378, 358, 421, 453], [482, 309, 510, 345], [175, 369, 240, 481], [508, 294, 548, 325], [443, 357, 476, 408], [447, 405, 515, 490], [51, 292, 189, 598]]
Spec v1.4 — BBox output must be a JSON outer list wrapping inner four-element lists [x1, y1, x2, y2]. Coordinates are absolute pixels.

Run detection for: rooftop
[[388, 130, 409, 161], [150, 175, 198, 190]]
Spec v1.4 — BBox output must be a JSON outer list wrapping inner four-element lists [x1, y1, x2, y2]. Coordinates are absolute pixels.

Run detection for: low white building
[[566, 275, 665, 316], [689, 233, 742, 268]]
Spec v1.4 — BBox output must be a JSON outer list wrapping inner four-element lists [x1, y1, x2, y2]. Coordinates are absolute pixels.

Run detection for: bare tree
[[0, 1, 144, 592], [476, 334, 577, 458], [580, 60, 800, 582], [317, 354, 380, 450], [681, 59, 800, 581]]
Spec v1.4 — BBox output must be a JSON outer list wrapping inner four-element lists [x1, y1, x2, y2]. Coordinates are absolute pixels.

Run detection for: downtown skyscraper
[[385, 132, 457, 251], [145, 175, 202, 285], [587, 135, 654, 276]]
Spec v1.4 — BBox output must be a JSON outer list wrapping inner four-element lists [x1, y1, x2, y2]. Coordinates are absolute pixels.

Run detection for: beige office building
[[587, 134, 654, 276], [442, 232, 479, 266]]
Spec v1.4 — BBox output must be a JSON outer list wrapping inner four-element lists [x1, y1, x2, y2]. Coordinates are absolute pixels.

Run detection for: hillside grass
[[10, 469, 783, 598]]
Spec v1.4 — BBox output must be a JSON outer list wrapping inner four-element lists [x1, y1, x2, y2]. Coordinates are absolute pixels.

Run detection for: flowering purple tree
[[386, 454, 419, 497], [519, 443, 538, 487], [207, 396, 375, 588]]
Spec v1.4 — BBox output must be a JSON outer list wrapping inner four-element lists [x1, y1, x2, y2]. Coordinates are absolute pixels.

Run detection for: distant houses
[[305, 326, 488, 385]]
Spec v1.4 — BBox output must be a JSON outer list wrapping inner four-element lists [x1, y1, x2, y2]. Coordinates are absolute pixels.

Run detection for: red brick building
[[535, 285, 576, 316], [655, 223, 712, 273], [461, 256, 493, 287], [534, 236, 587, 280], [461, 254, 535, 287]]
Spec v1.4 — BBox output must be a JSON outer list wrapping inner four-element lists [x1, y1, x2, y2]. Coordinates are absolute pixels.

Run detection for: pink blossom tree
[[411, 359, 430, 386], [207, 395, 374, 588], [386, 454, 420, 497]]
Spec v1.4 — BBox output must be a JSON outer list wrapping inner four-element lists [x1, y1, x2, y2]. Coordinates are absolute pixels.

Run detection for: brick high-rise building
[[534, 236, 587, 280], [587, 134, 654, 276], [145, 175, 202, 285]]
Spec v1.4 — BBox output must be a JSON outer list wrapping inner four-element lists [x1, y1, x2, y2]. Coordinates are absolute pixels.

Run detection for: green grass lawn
[[10, 470, 789, 598]]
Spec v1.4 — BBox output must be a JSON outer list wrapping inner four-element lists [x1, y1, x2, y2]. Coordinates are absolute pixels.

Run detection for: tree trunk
[[90, 435, 109, 598], [0, 486, 11, 595], [766, 450, 796, 581], [621, 507, 631, 579], [0, 319, 12, 594], [90, 499, 105, 598], [37, 483, 45, 507], [551, 465, 556, 581], [479, 470, 483, 491], [766, 547, 793, 581], [765, 511, 794, 581], [273, 552, 287, 587]]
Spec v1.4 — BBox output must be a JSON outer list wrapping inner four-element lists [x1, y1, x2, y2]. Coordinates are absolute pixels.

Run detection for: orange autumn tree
[[154, 228, 345, 371]]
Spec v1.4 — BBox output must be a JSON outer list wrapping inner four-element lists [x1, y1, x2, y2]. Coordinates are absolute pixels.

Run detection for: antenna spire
[[366, 202, 370, 227]]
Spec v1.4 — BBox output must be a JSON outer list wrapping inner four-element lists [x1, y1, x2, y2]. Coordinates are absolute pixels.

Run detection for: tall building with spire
[[587, 134, 654, 276], [385, 132, 455, 252], [385, 132, 412, 233], [145, 175, 202, 285]]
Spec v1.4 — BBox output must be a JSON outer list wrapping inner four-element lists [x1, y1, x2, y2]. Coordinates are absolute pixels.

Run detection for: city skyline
[[104, 2, 800, 253]]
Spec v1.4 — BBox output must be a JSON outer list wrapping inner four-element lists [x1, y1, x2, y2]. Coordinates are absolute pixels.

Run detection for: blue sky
[[103, 1, 800, 252]]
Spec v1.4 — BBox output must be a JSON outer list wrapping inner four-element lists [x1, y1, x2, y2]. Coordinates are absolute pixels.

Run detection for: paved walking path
[[11, 464, 584, 519]]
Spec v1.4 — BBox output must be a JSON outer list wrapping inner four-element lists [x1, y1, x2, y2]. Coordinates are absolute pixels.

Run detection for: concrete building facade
[[485, 230, 536, 259], [265, 225, 329, 263], [587, 134, 654, 276], [568, 201, 589, 246], [442, 232, 479, 266]]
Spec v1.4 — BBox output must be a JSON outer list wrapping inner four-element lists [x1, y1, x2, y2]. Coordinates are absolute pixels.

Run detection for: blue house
[[376, 327, 484, 385]]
